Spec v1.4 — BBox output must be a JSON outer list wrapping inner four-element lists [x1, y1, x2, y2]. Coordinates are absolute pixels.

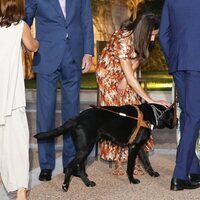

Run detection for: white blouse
[[0, 20, 26, 125]]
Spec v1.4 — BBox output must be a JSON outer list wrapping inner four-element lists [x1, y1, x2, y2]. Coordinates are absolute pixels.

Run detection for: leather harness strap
[[89, 105, 151, 144], [128, 105, 150, 144]]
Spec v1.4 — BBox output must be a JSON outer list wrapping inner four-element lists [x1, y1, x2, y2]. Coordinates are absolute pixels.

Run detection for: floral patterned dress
[[96, 28, 154, 163]]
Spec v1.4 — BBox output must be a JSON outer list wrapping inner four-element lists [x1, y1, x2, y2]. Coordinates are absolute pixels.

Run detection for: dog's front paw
[[62, 183, 69, 192], [151, 171, 160, 177], [86, 181, 96, 187], [130, 178, 140, 184], [148, 170, 160, 177], [146, 168, 160, 177]]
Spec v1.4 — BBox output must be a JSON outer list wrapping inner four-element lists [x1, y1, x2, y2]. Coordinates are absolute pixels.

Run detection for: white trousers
[[0, 107, 29, 192]]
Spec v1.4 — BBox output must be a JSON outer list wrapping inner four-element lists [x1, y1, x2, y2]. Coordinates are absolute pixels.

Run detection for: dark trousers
[[173, 71, 200, 179]]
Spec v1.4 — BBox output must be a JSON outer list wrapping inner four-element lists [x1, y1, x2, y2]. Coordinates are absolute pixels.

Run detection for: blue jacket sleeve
[[159, 0, 171, 63], [81, 0, 94, 56], [25, 0, 37, 27]]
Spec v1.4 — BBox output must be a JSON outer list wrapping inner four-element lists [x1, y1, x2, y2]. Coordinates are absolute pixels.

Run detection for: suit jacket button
[[65, 33, 69, 40]]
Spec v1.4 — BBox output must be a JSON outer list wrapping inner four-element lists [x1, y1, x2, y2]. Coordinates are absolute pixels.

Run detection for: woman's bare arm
[[120, 58, 170, 107], [22, 22, 39, 52]]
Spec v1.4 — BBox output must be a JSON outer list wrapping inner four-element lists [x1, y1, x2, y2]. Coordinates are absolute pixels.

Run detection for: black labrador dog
[[35, 103, 176, 192]]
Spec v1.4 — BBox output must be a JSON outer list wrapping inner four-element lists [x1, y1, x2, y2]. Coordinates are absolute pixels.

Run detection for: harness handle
[[90, 104, 139, 121]]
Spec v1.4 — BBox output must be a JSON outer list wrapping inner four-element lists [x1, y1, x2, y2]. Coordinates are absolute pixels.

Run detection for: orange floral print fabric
[[96, 28, 154, 162]]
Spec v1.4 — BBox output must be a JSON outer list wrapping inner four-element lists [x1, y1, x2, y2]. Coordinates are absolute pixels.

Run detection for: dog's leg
[[63, 150, 96, 191], [74, 159, 96, 187], [127, 144, 140, 184], [138, 148, 159, 177], [62, 168, 73, 192], [62, 158, 86, 192], [73, 162, 88, 177]]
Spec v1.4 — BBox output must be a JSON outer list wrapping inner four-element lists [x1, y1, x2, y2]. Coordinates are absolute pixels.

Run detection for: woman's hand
[[117, 77, 127, 96], [22, 22, 39, 52], [149, 99, 171, 108]]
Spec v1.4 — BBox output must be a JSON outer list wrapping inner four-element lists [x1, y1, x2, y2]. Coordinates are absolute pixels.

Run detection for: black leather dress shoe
[[189, 173, 200, 184], [39, 169, 52, 181], [170, 177, 200, 191]]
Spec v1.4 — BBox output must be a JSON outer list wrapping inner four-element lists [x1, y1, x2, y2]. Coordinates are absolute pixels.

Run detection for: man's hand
[[82, 55, 93, 73]]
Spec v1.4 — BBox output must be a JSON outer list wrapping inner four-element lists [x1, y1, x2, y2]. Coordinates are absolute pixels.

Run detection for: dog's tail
[[34, 118, 76, 140]]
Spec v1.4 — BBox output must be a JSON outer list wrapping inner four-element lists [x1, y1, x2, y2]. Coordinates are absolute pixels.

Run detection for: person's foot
[[112, 162, 125, 176], [133, 164, 144, 176], [189, 173, 200, 184], [170, 177, 200, 191], [16, 188, 27, 200], [39, 169, 52, 181]]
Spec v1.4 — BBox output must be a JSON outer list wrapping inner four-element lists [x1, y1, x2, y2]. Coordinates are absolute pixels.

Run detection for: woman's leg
[[0, 107, 29, 196]]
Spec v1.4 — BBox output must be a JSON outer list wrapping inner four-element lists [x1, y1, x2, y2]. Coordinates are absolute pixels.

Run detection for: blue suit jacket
[[25, 0, 94, 74], [159, 0, 200, 73]]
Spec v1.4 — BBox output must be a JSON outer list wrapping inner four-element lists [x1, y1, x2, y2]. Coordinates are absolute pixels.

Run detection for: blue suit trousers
[[173, 71, 200, 179], [36, 41, 81, 170]]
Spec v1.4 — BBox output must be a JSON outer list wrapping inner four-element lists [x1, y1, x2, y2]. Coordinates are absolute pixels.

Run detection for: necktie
[[59, 0, 66, 18]]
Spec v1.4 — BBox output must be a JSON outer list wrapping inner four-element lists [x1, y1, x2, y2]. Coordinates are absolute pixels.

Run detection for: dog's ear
[[164, 106, 177, 129]]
